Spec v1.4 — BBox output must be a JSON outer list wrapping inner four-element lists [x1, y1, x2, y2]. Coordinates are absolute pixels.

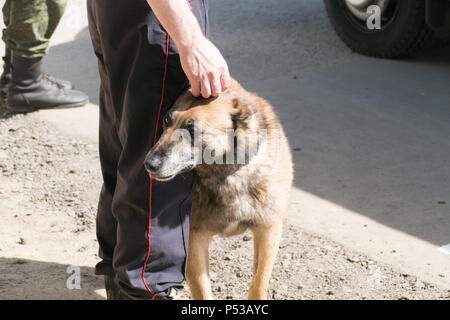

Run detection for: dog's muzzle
[[144, 154, 162, 173]]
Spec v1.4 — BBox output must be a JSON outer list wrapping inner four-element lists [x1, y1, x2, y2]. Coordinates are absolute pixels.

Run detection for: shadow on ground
[[248, 43, 450, 247], [44, 27, 100, 105], [0, 257, 104, 299]]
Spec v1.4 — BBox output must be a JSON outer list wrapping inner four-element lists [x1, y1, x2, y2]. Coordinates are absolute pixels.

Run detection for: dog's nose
[[144, 156, 162, 173]]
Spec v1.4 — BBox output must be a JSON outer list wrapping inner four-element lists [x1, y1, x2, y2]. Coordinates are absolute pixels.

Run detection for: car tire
[[324, 0, 433, 58]]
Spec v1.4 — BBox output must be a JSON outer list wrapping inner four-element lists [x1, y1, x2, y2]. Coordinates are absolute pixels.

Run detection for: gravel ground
[[1, 110, 449, 300]]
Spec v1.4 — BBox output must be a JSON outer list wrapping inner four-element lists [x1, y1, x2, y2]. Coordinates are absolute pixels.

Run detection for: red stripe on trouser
[[142, 33, 170, 300]]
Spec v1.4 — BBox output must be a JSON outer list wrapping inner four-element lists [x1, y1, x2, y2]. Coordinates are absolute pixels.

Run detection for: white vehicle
[[324, 0, 450, 58]]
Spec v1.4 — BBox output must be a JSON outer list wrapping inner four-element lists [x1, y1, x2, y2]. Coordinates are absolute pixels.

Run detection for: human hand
[[178, 35, 231, 98]]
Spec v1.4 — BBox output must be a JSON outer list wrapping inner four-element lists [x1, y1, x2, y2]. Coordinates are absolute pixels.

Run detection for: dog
[[144, 78, 293, 300]]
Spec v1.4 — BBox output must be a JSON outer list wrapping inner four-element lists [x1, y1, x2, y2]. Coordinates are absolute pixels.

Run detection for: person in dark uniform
[[87, 0, 230, 300]]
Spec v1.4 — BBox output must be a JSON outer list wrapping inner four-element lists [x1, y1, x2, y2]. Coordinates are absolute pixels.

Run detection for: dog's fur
[[145, 79, 293, 299]]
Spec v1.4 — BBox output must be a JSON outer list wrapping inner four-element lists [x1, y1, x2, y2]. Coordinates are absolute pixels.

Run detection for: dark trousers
[[87, 0, 209, 299]]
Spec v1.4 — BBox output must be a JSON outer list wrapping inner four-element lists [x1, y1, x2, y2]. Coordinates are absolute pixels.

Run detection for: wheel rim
[[344, 0, 389, 21], [343, 0, 400, 30]]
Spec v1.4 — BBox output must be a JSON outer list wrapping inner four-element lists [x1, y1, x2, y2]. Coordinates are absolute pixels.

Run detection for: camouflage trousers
[[2, 0, 67, 58]]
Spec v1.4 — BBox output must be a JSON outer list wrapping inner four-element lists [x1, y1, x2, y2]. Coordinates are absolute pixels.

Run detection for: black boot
[[1, 48, 74, 91], [0, 48, 12, 105], [8, 54, 88, 113]]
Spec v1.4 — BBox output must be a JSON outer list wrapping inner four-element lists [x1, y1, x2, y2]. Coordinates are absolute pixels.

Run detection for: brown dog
[[144, 79, 293, 299]]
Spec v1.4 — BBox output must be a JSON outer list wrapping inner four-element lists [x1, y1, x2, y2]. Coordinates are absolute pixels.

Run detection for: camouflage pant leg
[[2, 0, 67, 58], [2, 0, 10, 27]]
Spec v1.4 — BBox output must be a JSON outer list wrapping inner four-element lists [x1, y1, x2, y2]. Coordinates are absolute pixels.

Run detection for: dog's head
[[144, 82, 264, 181]]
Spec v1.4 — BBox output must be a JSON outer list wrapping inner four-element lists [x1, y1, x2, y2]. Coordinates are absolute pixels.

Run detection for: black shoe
[[103, 275, 178, 300], [155, 287, 178, 300], [104, 275, 122, 300], [8, 54, 88, 113], [41, 73, 74, 90]]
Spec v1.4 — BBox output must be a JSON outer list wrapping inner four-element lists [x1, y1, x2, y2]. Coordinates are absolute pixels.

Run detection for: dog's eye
[[163, 113, 172, 127]]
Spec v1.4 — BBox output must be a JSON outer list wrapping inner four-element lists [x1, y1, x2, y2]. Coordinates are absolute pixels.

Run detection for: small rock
[[271, 290, 277, 299], [77, 245, 89, 252], [282, 253, 292, 260], [243, 235, 252, 241], [415, 280, 425, 290], [17, 237, 26, 245]]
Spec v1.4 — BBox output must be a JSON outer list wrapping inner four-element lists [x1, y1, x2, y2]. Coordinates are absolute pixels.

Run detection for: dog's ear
[[230, 98, 255, 129]]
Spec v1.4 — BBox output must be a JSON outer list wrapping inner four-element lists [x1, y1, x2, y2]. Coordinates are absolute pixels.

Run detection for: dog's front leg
[[186, 229, 213, 300], [248, 221, 283, 300]]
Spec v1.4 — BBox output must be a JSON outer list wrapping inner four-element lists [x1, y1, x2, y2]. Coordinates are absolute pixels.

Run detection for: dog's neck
[[195, 163, 244, 184], [195, 160, 270, 191]]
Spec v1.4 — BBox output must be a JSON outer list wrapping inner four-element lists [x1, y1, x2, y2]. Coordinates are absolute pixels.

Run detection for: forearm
[[146, 0, 230, 98], [146, 0, 204, 50]]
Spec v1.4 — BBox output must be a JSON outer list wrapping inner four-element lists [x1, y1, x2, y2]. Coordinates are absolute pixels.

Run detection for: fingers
[[200, 77, 211, 98], [183, 41, 231, 98], [200, 66, 231, 98], [191, 76, 221, 98], [220, 65, 231, 91], [196, 73, 219, 99], [210, 73, 222, 97], [191, 79, 201, 97]]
